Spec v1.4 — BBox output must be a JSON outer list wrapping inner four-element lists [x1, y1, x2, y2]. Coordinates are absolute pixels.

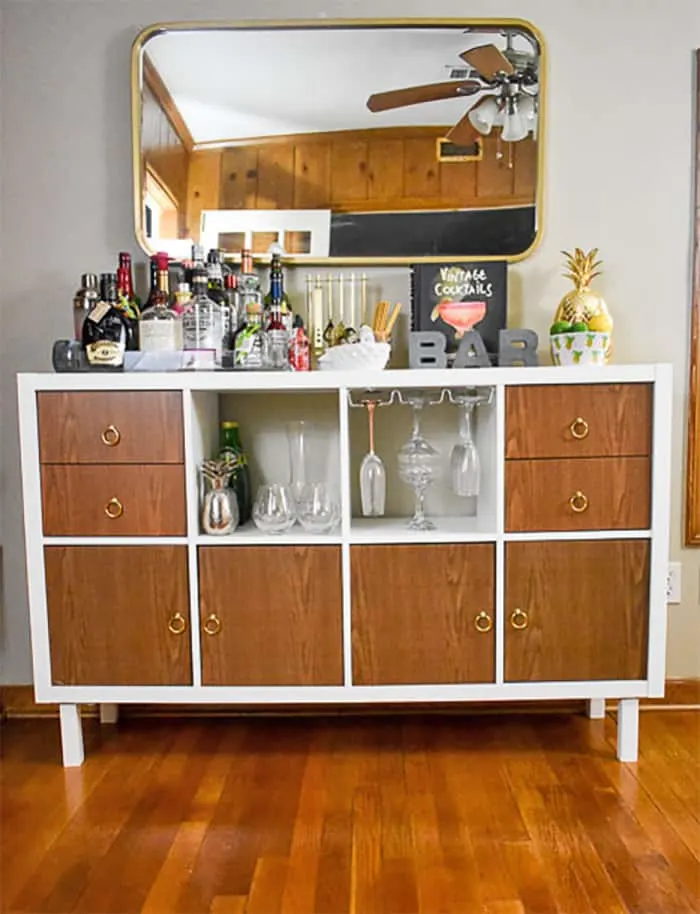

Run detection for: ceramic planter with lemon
[[550, 248, 613, 366]]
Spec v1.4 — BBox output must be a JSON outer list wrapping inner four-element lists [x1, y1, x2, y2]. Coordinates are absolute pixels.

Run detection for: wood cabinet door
[[351, 544, 495, 685], [199, 546, 343, 686], [505, 384, 652, 459], [505, 456, 651, 532], [37, 392, 184, 464], [45, 546, 191, 686], [505, 540, 649, 682]]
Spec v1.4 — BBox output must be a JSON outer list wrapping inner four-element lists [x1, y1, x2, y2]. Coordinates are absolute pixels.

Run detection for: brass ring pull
[[474, 611, 493, 633], [569, 417, 589, 440], [168, 612, 187, 635], [569, 490, 589, 513], [101, 424, 121, 447], [203, 614, 222, 636], [104, 497, 123, 519], [510, 608, 529, 630]]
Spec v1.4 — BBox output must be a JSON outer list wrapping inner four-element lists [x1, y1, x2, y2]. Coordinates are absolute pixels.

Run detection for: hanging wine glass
[[397, 393, 441, 530], [359, 400, 386, 517], [450, 397, 481, 499]]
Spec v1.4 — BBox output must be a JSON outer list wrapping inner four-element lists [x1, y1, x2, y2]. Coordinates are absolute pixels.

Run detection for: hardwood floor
[[2, 711, 699, 914]]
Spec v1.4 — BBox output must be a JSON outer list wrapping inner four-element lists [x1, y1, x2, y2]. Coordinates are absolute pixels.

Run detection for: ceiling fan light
[[502, 106, 528, 142], [467, 96, 499, 135]]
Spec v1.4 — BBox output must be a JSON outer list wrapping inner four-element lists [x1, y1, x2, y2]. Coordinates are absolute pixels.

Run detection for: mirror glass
[[133, 20, 544, 262]]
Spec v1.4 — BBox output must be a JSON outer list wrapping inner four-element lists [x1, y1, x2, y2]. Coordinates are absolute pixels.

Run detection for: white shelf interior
[[347, 387, 498, 535]]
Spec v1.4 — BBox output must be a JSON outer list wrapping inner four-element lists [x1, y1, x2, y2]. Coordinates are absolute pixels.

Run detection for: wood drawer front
[[45, 545, 192, 685], [199, 546, 343, 686], [37, 391, 184, 464], [506, 457, 651, 532], [505, 540, 649, 681], [351, 544, 495, 685], [505, 384, 652, 458], [42, 464, 186, 536]]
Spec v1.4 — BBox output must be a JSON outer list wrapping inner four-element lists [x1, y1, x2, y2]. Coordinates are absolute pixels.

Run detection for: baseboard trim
[[2, 680, 698, 721]]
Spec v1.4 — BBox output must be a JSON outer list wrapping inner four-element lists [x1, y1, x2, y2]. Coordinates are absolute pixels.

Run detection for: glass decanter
[[397, 394, 441, 530]]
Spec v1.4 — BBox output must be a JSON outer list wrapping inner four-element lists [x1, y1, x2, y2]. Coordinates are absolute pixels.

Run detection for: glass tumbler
[[296, 483, 340, 534], [252, 484, 296, 534]]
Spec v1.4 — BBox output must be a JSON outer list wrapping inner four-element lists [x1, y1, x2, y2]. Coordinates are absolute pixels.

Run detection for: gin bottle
[[183, 268, 223, 366]]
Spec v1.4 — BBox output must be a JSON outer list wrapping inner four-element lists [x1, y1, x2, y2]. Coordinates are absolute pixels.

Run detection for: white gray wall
[[1, 0, 699, 683]]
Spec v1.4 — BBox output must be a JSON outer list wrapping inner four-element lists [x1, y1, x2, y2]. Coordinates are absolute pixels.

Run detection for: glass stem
[[460, 403, 474, 444], [414, 485, 426, 524], [411, 405, 421, 439]]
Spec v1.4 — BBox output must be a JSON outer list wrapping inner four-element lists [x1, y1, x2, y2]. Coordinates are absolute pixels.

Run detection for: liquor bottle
[[265, 304, 289, 370], [140, 262, 182, 352], [288, 314, 311, 371], [82, 273, 128, 369], [206, 249, 231, 353], [183, 267, 223, 365], [172, 282, 191, 316], [144, 253, 167, 310], [219, 421, 252, 524], [116, 252, 141, 350], [264, 251, 292, 329], [73, 273, 99, 341], [224, 273, 241, 339], [233, 290, 265, 369]]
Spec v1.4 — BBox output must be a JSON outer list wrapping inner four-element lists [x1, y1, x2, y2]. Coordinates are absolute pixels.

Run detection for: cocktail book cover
[[409, 261, 508, 358]]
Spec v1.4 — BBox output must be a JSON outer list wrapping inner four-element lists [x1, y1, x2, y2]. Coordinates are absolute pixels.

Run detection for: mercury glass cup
[[397, 394, 441, 530]]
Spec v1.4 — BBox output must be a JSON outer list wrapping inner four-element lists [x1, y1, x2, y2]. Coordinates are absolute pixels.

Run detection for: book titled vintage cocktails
[[410, 261, 507, 358]]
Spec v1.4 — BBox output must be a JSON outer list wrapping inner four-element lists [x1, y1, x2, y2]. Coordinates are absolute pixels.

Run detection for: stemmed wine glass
[[359, 400, 386, 517], [397, 393, 441, 530], [450, 395, 481, 503]]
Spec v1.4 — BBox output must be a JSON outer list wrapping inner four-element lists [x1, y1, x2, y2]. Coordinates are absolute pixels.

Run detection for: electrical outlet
[[666, 563, 681, 604]]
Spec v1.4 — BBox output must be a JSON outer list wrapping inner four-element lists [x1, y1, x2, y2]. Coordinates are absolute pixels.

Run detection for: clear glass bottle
[[183, 268, 223, 365], [233, 290, 265, 370], [139, 264, 182, 352]]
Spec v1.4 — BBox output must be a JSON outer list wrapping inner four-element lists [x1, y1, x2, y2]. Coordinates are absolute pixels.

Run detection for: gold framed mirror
[[686, 50, 700, 545], [130, 18, 545, 264]]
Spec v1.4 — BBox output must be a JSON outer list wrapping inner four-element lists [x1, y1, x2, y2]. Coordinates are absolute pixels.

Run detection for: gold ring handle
[[168, 612, 187, 635], [569, 417, 589, 440], [474, 611, 493, 633], [101, 424, 121, 447], [510, 608, 529, 631], [104, 497, 123, 519], [203, 614, 222, 636], [569, 490, 589, 513]]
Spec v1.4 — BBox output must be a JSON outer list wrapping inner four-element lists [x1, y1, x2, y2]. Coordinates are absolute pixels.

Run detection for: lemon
[[587, 313, 613, 333]]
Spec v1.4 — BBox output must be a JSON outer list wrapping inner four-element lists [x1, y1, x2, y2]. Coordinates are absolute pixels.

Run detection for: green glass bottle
[[219, 421, 252, 524]]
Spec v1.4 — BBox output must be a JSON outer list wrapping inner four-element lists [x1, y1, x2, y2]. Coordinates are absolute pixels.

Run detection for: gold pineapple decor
[[550, 248, 613, 365]]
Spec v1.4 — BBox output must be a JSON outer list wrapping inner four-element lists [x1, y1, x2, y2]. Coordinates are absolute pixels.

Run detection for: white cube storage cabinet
[[17, 365, 672, 766]]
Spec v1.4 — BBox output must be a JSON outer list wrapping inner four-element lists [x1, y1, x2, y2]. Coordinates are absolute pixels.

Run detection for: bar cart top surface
[[18, 364, 667, 392]]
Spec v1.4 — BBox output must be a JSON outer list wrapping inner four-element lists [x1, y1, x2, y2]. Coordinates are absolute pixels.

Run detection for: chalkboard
[[329, 206, 535, 258]]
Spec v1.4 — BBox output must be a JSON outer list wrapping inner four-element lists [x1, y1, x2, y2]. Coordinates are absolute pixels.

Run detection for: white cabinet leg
[[617, 698, 639, 762], [99, 703, 119, 725], [59, 704, 85, 767], [587, 698, 606, 719]]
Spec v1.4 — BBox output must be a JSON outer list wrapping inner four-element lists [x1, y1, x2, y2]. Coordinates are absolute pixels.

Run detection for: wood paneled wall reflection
[[185, 127, 537, 239]]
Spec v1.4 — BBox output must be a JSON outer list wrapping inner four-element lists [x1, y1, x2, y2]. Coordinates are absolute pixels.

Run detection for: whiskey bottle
[[82, 273, 128, 369], [140, 263, 182, 352]]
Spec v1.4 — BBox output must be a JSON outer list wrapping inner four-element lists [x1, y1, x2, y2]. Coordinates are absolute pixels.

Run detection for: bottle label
[[85, 339, 125, 367], [140, 319, 182, 352], [183, 308, 222, 360], [87, 301, 110, 324]]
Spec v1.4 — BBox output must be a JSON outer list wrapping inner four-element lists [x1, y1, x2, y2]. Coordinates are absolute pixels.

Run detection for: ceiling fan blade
[[461, 44, 515, 80], [446, 110, 482, 146], [367, 80, 481, 113]]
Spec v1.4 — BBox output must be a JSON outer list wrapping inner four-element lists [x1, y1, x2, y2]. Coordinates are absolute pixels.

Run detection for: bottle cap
[[119, 252, 131, 267], [156, 251, 169, 270], [221, 421, 239, 429], [81, 273, 98, 288]]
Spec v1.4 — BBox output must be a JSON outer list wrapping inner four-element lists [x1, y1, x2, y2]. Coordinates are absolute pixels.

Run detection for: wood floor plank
[[2, 712, 699, 914]]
